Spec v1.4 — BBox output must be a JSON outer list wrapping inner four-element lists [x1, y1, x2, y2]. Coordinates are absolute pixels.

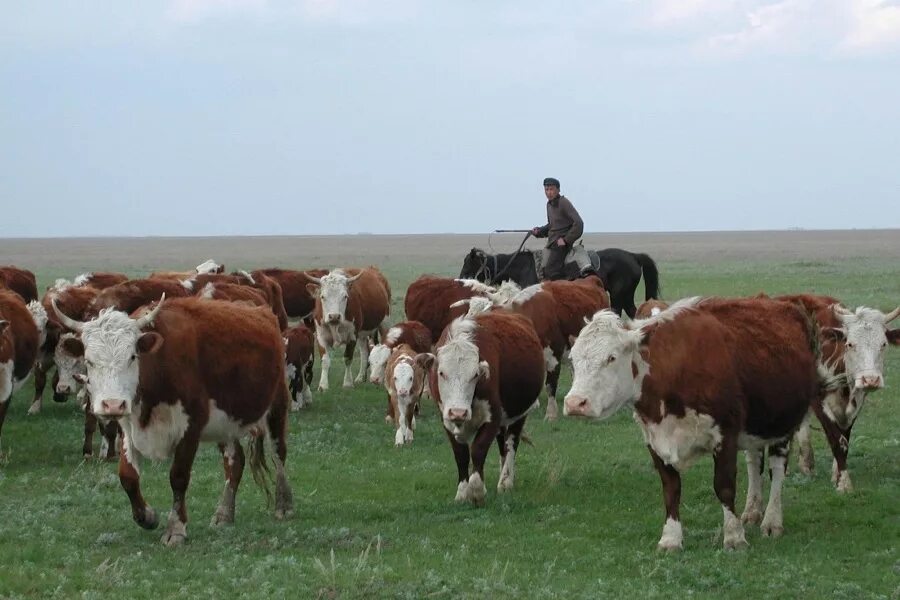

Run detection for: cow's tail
[[634, 253, 661, 300], [248, 432, 274, 507]]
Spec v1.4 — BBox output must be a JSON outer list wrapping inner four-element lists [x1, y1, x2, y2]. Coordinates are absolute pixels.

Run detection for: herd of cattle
[[0, 260, 897, 551]]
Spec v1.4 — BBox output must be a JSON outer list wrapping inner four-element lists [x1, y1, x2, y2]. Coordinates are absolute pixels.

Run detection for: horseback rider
[[530, 177, 584, 281]]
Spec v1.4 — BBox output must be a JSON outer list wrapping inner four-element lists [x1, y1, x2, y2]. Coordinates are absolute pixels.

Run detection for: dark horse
[[459, 247, 660, 318]]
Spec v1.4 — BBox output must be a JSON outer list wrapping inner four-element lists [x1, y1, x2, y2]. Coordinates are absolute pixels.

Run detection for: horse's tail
[[634, 253, 661, 300]]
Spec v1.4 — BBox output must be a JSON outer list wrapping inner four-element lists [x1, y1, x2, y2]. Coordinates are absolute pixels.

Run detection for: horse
[[458, 247, 660, 318]]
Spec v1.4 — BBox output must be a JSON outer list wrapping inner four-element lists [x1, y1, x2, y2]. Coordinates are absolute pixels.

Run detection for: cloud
[[841, 0, 900, 52]]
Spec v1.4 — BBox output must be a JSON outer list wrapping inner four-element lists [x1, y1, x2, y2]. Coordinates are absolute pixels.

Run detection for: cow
[[636, 299, 669, 319], [183, 271, 289, 331], [0, 266, 38, 303], [257, 268, 329, 324], [455, 276, 610, 420], [51, 296, 294, 546], [564, 297, 823, 550], [284, 323, 315, 410], [149, 259, 225, 280], [418, 310, 545, 506], [89, 278, 191, 318], [71, 272, 129, 290], [0, 289, 40, 452], [197, 282, 269, 308], [384, 344, 429, 446], [306, 267, 391, 391], [404, 276, 496, 343], [777, 294, 899, 492], [368, 320, 433, 385]]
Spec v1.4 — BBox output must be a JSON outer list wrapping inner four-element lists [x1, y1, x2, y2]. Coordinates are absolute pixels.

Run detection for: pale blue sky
[[2, 1, 899, 236]]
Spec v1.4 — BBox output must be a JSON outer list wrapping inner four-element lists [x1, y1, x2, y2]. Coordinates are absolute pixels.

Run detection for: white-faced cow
[[368, 320, 432, 385], [404, 276, 497, 343], [52, 296, 294, 546], [564, 297, 822, 551], [777, 294, 899, 492], [306, 267, 391, 391], [384, 343, 429, 446], [0, 289, 40, 452], [72, 272, 129, 290], [419, 311, 545, 505], [149, 260, 224, 280], [284, 323, 315, 410]]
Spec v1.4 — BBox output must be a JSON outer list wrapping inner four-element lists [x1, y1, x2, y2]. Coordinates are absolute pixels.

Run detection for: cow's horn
[[51, 298, 84, 333], [134, 294, 166, 329]]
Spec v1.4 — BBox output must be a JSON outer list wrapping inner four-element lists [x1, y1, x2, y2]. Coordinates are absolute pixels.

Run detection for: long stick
[[493, 229, 531, 233]]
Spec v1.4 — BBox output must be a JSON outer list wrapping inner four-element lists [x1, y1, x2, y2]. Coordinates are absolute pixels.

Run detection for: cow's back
[[93, 279, 190, 316], [346, 267, 391, 331], [0, 267, 38, 303], [141, 299, 285, 423], [405, 277, 486, 342], [0, 289, 40, 380], [543, 278, 610, 336]]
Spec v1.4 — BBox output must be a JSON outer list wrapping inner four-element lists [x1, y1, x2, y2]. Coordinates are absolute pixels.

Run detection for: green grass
[[0, 258, 898, 599]]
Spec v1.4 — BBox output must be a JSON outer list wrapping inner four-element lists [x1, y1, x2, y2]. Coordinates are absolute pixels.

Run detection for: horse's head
[[459, 248, 489, 282]]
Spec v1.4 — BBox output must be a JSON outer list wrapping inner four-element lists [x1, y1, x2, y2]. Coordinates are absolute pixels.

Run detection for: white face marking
[[650, 307, 661, 316], [54, 333, 85, 393], [836, 307, 895, 389], [565, 312, 644, 419], [385, 326, 402, 345], [368, 344, 391, 383], [435, 319, 488, 424], [79, 309, 145, 416], [194, 259, 221, 274], [392, 360, 416, 398], [638, 409, 723, 471], [318, 270, 354, 323]]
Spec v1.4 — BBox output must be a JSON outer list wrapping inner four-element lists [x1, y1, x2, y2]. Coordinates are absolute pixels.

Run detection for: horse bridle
[[472, 252, 498, 283]]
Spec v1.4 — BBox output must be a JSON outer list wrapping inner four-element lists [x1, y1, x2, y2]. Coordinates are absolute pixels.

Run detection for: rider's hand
[[530, 227, 540, 236], [556, 238, 566, 248]]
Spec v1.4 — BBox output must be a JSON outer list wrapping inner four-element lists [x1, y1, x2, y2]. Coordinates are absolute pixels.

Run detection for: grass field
[[0, 236, 898, 599]]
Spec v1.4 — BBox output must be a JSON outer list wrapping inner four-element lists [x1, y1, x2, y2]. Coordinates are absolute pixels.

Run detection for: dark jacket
[[534, 195, 584, 248]]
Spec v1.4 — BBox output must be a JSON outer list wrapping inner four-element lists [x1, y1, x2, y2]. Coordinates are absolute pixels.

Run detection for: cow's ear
[[306, 283, 320, 298], [0, 320, 8, 335], [634, 321, 660, 350], [62, 336, 85, 357], [887, 329, 900, 346], [415, 352, 435, 370], [821, 327, 846, 343], [137, 332, 164, 355], [478, 360, 490, 381]]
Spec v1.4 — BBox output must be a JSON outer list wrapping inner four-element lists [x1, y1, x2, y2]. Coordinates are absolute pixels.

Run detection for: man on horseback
[[530, 177, 585, 281]]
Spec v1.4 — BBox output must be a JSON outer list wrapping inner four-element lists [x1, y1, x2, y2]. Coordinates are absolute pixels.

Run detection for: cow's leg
[[83, 406, 97, 458], [51, 371, 67, 403], [713, 435, 747, 550], [404, 400, 416, 443], [316, 339, 331, 392], [267, 385, 294, 520], [498, 419, 526, 492], [393, 397, 407, 446], [101, 420, 119, 460], [354, 334, 370, 384], [467, 422, 500, 506], [761, 439, 789, 537], [28, 358, 51, 415], [649, 446, 683, 551], [544, 347, 562, 421], [446, 429, 471, 502], [161, 431, 201, 546], [741, 448, 764, 525], [812, 403, 853, 492], [385, 393, 395, 424], [342, 340, 356, 388], [0, 365, 15, 453], [300, 359, 313, 406], [119, 433, 158, 531], [794, 411, 814, 474], [212, 441, 245, 526]]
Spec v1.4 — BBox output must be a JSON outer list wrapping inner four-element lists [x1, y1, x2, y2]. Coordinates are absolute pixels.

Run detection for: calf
[[564, 298, 822, 550], [404, 276, 496, 343], [420, 311, 545, 505], [368, 320, 432, 385], [384, 344, 428, 446], [284, 323, 315, 410], [52, 296, 293, 546], [0, 266, 38, 303], [0, 290, 40, 451], [307, 267, 391, 391], [778, 294, 899, 491]]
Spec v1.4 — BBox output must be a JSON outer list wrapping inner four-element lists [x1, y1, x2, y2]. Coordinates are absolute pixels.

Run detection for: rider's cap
[[543, 177, 560, 188]]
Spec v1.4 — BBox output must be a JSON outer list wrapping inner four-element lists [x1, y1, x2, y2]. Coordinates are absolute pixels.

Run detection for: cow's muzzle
[[855, 374, 883, 391], [564, 395, 590, 417], [98, 399, 128, 417]]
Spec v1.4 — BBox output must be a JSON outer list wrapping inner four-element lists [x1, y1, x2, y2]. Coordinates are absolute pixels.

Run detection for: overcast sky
[[2, 1, 899, 237]]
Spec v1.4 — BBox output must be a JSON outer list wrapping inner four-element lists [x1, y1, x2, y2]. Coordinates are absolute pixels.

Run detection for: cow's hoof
[[454, 481, 469, 503], [210, 508, 234, 527], [723, 536, 749, 551], [27, 403, 41, 416], [136, 507, 159, 530], [740, 508, 763, 526], [657, 541, 682, 552], [761, 522, 784, 538], [274, 507, 294, 521]]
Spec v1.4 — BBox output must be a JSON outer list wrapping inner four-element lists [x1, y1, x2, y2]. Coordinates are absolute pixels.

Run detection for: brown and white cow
[[777, 294, 899, 492], [72, 272, 129, 290], [306, 267, 391, 391], [284, 323, 315, 410], [384, 343, 429, 446], [52, 296, 294, 546], [197, 282, 269, 308], [564, 297, 822, 550], [419, 311, 545, 505], [89, 278, 191, 318], [404, 276, 496, 343], [149, 259, 225, 280], [183, 271, 289, 331], [257, 268, 329, 324], [635, 299, 669, 319], [0, 266, 38, 303], [368, 320, 433, 385], [0, 289, 40, 452]]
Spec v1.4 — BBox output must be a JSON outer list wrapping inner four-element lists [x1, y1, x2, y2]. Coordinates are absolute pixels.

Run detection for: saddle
[[533, 243, 597, 280]]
